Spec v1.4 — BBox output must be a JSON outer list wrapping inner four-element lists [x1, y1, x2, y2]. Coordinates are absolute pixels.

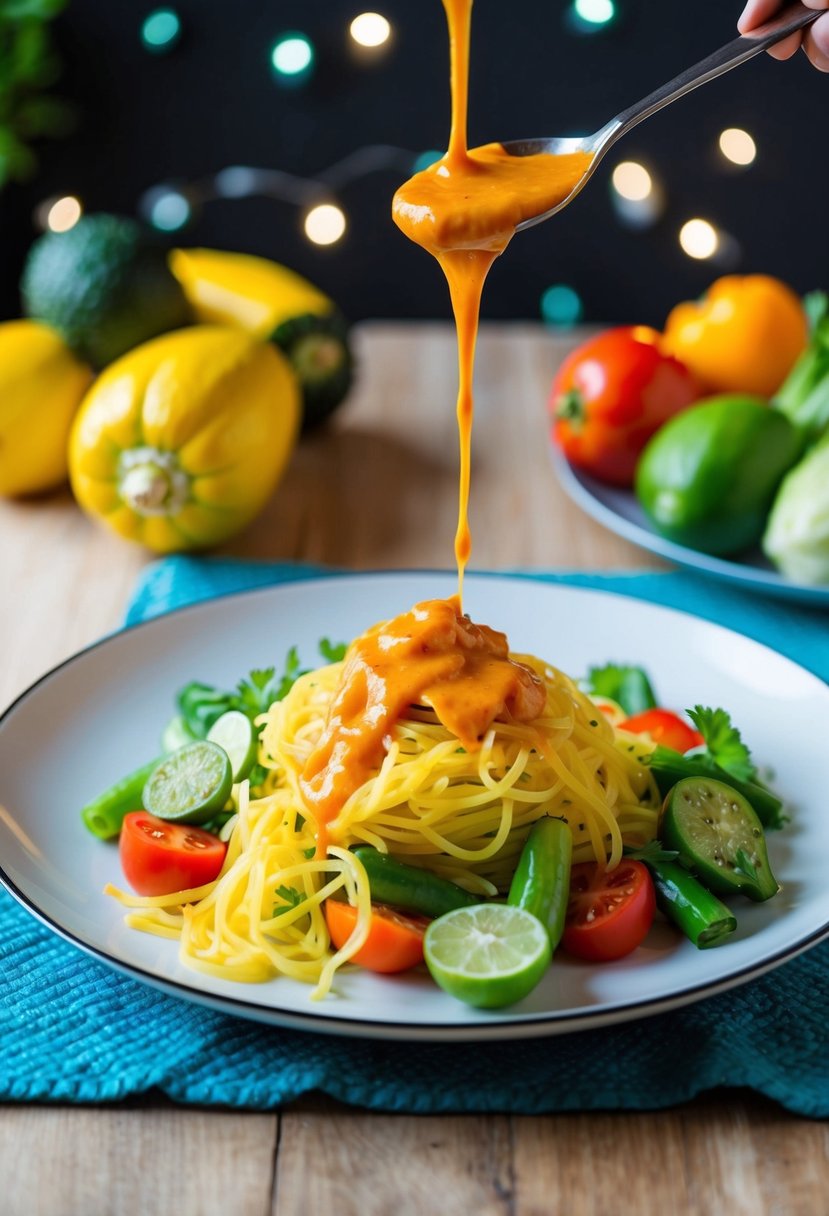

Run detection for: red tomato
[[562, 860, 655, 962], [620, 708, 704, 753], [119, 812, 227, 897], [324, 900, 428, 973], [551, 326, 699, 487]]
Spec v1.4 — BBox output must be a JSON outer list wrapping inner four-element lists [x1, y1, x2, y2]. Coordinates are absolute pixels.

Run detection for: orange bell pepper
[[663, 275, 808, 399]]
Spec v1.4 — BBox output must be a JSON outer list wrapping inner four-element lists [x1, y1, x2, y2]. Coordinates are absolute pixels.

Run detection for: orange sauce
[[300, 596, 545, 849], [393, 0, 592, 599], [299, 0, 590, 850]]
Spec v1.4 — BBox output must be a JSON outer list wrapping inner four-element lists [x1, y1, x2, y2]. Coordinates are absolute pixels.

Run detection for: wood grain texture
[[0, 325, 815, 1216]]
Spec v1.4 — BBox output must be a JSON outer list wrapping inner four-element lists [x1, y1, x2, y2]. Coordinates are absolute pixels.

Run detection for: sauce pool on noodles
[[300, 596, 545, 852]]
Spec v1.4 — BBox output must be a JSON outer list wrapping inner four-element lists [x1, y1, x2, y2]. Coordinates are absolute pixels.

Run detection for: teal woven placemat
[[2, 557, 828, 1114]]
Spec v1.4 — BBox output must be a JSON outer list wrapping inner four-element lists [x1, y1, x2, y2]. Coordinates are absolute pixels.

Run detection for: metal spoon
[[505, 1, 820, 232]]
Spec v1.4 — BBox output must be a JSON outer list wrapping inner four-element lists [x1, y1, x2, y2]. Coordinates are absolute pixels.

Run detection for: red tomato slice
[[324, 899, 428, 973], [620, 708, 704, 753], [119, 812, 227, 897], [562, 860, 655, 962]]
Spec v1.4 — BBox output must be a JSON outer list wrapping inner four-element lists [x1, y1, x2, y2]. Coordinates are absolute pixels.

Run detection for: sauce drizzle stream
[[393, 0, 593, 601]]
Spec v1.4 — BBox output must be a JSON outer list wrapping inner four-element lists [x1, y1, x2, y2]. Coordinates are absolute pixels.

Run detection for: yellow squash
[[169, 248, 333, 339], [0, 320, 94, 496], [69, 326, 300, 552], [170, 248, 354, 431]]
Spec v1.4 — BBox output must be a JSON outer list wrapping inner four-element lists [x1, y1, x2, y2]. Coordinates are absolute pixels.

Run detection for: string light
[[142, 187, 193, 232], [36, 195, 82, 233], [679, 218, 720, 260], [350, 12, 392, 48], [304, 203, 347, 245], [610, 160, 665, 228], [271, 33, 315, 81], [719, 128, 757, 167], [540, 284, 584, 327], [566, 0, 618, 34], [140, 8, 182, 54], [412, 149, 444, 172], [612, 161, 651, 202]]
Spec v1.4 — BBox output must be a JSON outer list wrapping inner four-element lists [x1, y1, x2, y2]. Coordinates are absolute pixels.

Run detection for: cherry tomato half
[[551, 326, 699, 487], [119, 811, 227, 897], [324, 899, 428, 973], [620, 708, 704, 753], [562, 860, 655, 962]]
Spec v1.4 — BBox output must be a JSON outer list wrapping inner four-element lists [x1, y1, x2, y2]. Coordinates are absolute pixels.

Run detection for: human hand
[[738, 0, 829, 70]]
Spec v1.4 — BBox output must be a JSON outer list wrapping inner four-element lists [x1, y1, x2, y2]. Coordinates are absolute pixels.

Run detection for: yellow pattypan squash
[[169, 247, 333, 340], [69, 326, 300, 552], [0, 320, 94, 497]]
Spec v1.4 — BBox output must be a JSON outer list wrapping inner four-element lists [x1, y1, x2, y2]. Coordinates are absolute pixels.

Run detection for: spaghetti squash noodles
[[107, 596, 660, 998]]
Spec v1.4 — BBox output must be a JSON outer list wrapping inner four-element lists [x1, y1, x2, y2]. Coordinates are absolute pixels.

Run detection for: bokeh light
[[140, 8, 182, 54], [304, 203, 347, 246], [148, 190, 192, 232], [719, 128, 757, 166], [567, 0, 617, 33], [271, 33, 315, 79], [350, 12, 392, 47], [540, 284, 584, 327], [37, 195, 83, 233], [679, 218, 720, 260], [412, 149, 444, 173], [611, 161, 652, 202]]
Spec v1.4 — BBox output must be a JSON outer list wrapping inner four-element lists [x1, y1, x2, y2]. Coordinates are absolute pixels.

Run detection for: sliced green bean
[[646, 857, 737, 949], [81, 758, 158, 840]]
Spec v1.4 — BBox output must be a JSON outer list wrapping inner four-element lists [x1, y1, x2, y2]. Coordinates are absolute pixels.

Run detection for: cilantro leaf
[[273, 885, 304, 917], [623, 840, 680, 864], [585, 663, 657, 717], [687, 706, 757, 783], [319, 637, 347, 663]]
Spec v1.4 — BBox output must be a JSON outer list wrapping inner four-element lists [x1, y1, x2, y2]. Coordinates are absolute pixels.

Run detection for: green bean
[[507, 818, 573, 950], [352, 846, 477, 918], [646, 857, 737, 949], [80, 758, 159, 840]]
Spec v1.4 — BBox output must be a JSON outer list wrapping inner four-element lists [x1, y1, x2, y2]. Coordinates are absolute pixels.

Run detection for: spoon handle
[[598, 1, 820, 147]]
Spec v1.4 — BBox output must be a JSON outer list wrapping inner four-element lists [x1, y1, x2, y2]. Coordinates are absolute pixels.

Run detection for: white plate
[[1, 572, 828, 1042], [550, 445, 829, 608]]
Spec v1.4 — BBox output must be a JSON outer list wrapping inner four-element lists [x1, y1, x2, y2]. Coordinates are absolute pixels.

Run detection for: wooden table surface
[[1, 323, 826, 1216]]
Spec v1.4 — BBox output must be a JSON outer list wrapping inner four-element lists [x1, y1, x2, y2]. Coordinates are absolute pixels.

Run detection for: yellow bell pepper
[[169, 248, 333, 339], [69, 326, 300, 552], [0, 321, 94, 497], [663, 275, 808, 399]]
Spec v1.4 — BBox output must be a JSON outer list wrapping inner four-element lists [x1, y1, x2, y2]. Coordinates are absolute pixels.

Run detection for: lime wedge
[[207, 710, 258, 782], [143, 740, 232, 824], [424, 904, 552, 1009]]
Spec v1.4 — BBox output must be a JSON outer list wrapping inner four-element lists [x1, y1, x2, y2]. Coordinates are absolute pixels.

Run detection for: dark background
[[2, 0, 827, 327]]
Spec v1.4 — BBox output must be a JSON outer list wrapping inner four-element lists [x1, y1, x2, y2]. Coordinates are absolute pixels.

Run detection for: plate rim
[[2, 569, 828, 1042], [549, 443, 829, 607]]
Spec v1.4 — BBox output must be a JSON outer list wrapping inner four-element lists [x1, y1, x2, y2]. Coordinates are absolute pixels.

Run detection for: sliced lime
[[424, 904, 552, 1009], [207, 710, 258, 782], [143, 740, 232, 824]]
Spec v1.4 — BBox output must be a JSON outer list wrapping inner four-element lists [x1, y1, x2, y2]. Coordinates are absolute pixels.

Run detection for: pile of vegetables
[[551, 274, 829, 585], [0, 214, 355, 551], [81, 643, 785, 1011]]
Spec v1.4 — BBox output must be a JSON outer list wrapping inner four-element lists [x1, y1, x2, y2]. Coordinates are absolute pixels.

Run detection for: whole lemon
[[69, 326, 300, 552], [0, 320, 94, 496]]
